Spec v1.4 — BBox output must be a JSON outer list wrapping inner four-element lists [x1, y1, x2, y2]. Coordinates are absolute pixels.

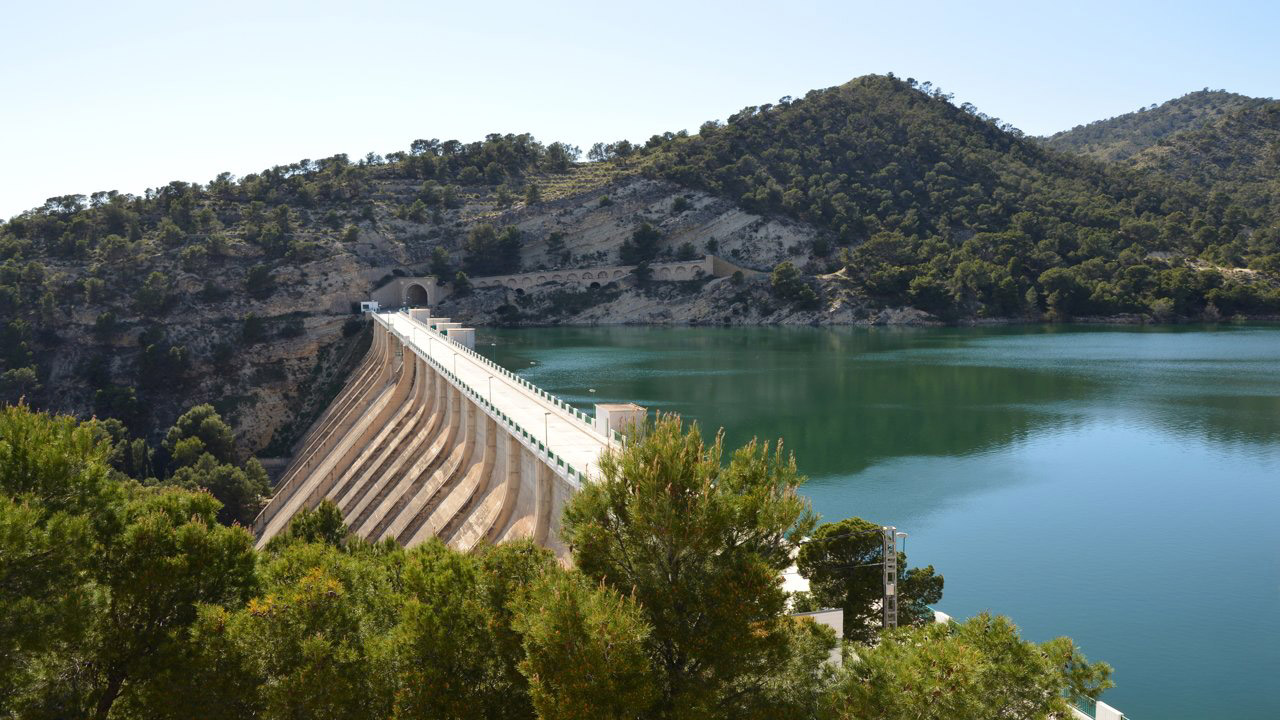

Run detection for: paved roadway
[[382, 312, 610, 480]]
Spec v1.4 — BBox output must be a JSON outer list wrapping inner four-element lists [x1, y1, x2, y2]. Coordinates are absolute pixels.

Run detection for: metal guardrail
[[395, 307, 601, 432], [376, 311, 607, 485]]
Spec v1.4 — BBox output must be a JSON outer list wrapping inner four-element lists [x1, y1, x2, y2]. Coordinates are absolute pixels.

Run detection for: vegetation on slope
[[3, 74, 1280, 448], [0, 404, 1112, 720], [1040, 89, 1271, 162], [1130, 102, 1280, 223], [640, 74, 1280, 320], [0, 134, 591, 442]]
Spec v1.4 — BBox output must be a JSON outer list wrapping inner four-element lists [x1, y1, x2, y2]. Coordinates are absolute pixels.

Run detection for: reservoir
[[478, 324, 1280, 720]]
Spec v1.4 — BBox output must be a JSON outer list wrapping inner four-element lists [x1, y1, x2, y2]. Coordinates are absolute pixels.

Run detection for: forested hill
[[640, 74, 1280, 319], [2, 73, 1279, 450], [1130, 102, 1280, 213], [1040, 89, 1270, 162]]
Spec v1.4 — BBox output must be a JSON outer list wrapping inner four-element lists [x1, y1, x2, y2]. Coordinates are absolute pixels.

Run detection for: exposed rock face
[[25, 167, 844, 454]]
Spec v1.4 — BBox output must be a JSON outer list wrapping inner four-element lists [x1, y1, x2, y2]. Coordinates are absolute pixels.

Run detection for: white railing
[[376, 312, 612, 485], [1072, 698, 1126, 720], [396, 307, 602, 432]]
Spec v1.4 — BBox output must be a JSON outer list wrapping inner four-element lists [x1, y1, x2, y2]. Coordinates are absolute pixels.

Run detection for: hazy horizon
[[4, 0, 1277, 219]]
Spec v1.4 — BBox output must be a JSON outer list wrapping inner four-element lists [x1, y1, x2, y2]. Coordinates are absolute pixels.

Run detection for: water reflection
[[477, 324, 1280, 720]]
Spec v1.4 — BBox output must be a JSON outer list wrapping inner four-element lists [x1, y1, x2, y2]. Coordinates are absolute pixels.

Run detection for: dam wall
[[253, 310, 634, 559]]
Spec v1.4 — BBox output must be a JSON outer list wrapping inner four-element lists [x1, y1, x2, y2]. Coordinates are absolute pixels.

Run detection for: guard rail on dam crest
[[252, 309, 644, 559]]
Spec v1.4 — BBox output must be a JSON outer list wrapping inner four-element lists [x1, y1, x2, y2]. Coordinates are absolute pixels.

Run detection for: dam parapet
[[253, 309, 638, 560]]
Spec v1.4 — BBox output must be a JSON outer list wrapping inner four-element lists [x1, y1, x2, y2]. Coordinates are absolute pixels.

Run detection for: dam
[[252, 309, 644, 558]]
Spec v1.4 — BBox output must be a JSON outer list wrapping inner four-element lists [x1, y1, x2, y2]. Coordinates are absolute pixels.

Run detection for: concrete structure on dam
[[253, 309, 644, 558]]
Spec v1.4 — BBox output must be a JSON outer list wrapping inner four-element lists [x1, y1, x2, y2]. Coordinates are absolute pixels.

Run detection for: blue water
[[478, 324, 1280, 720]]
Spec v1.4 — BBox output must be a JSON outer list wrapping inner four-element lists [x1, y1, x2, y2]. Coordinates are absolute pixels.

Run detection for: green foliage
[[134, 271, 171, 315], [545, 232, 570, 266], [236, 543, 397, 720], [1042, 89, 1270, 162], [169, 454, 268, 527], [164, 403, 237, 466], [514, 568, 658, 720], [642, 75, 1280, 319], [796, 517, 943, 642], [159, 404, 268, 526], [771, 261, 819, 308], [266, 500, 349, 550], [0, 366, 40, 404], [619, 222, 661, 265], [562, 414, 816, 718], [430, 246, 453, 279], [826, 614, 1112, 720], [0, 405, 257, 719], [464, 223, 522, 275], [0, 403, 1121, 720], [543, 142, 581, 173], [453, 270, 472, 296]]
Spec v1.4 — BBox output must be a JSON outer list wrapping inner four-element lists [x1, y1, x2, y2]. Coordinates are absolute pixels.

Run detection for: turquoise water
[[477, 324, 1280, 720]]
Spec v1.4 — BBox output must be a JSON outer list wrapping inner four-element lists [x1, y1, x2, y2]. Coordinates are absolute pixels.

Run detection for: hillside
[[1041, 89, 1270, 162], [1130, 102, 1280, 217], [0, 139, 817, 450], [640, 75, 1280, 319], [2, 75, 1279, 450]]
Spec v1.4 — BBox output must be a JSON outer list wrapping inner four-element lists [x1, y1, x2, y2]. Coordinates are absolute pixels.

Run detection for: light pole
[[544, 411, 551, 445], [882, 527, 908, 630]]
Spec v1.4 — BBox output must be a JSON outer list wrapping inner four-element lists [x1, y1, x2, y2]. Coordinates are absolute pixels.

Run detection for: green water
[[476, 324, 1280, 720]]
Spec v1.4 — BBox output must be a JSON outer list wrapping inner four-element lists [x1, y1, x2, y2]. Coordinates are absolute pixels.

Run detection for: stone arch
[[567, 273, 578, 282], [552, 274, 563, 282], [536, 275, 547, 283], [657, 267, 672, 279], [613, 270, 624, 279], [506, 278, 519, 288], [589, 281, 601, 289], [404, 282, 430, 307]]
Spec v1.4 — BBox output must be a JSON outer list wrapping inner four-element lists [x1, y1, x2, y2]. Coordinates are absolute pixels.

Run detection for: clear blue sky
[[3, 0, 1277, 219]]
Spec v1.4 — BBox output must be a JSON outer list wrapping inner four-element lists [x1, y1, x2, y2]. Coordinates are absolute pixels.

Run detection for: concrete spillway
[[252, 310, 640, 559]]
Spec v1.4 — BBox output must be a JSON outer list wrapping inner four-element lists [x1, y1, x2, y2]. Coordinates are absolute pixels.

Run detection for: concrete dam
[[253, 309, 643, 558]]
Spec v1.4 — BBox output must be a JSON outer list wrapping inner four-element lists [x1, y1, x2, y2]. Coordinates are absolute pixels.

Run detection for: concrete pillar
[[435, 322, 462, 335], [595, 403, 646, 438], [429, 318, 451, 329], [410, 308, 431, 323], [448, 328, 475, 349]]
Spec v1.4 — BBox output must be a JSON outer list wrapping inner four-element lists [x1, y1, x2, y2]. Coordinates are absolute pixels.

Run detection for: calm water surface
[[477, 324, 1280, 720]]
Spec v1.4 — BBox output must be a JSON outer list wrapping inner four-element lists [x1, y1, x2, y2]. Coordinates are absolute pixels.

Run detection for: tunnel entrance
[[405, 283, 430, 307]]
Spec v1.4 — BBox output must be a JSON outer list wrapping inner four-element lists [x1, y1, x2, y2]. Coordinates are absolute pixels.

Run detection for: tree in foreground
[[514, 568, 657, 720], [562, 414, 819, 719], [795, 516, 943, 642], [825, 613, 1113, 720], [1, 405, 258, 719]]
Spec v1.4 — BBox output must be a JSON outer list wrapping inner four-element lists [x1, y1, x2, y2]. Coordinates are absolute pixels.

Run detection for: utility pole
[[882, 526, 899, 630]]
